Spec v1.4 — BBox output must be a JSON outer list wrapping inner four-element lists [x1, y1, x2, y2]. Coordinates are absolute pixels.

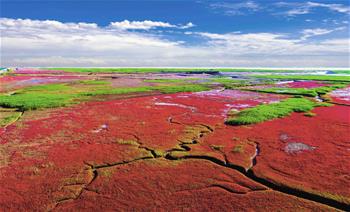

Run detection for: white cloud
[[307, 1, 350, 13], [109, 20, 194, 30], [179, 22, 195, 29], [301, 28, 335, 40], [0, 18, 98, 32], [1, 18, 349, 68], [301, 27, 346, 40], [276, 1, 350, 16], [210, 1, 260, 15], [285, 8, 310, 16], [109, 20, 174, 30]]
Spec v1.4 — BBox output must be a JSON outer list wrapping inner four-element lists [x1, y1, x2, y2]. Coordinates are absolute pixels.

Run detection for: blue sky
[[0, 0, 349, 67]]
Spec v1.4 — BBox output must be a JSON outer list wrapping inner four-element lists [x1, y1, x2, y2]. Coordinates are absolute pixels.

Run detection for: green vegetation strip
[[0, 84, 78, 111], [46, 68, 350, 74], [0, 81, 209, 111], [226, 97, 331, 125], [209, 77, 269, 88], [248, 84, 346, 97], [209, 78, 241, 83], [253, 74, 350, 82], [47, 68, 211, 73], [330, 70, 350, 74], [145, 77, 271, 89]]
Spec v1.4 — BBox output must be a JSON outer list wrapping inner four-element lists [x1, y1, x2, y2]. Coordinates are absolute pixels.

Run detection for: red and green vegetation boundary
[[245, 84, 347, 97], [226, 97, 331, 125], [0, 80, 210, 111]]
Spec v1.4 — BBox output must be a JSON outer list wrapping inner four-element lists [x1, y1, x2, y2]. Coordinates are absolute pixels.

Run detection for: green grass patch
[[249, 84, 346, 97], [207, 77, 251, 89], [0, 81, 210, 111], [0, 84, 78, 110], [253, 87, 317, 97], [0, 92, 78, 111], [226, 97, 321, 125], [253, 74, 350, 82], [209, 77, 274, 89], [313, 84, 346, 94], [21, 83, 71, 92]]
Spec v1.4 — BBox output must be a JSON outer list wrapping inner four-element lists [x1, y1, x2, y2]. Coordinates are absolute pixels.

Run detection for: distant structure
[[0, 67, 8, 74], [325, 70, 335, 74], [0, 67, 14, 75]]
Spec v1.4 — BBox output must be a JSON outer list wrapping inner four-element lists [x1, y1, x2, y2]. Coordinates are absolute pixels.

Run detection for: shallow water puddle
[[92, 124, 109, 133], [284, 142, 316, 154], [154, 102, 197, 112], [330, 86, 350, 102]]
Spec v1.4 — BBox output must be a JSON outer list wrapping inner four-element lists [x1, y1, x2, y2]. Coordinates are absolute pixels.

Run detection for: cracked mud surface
[[0, 75, 349, 211]]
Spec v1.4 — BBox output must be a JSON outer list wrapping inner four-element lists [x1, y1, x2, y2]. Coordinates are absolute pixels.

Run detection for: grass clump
[[255, 87, 318, 97], [304, 112, 316, 117], [314, 102, 333, 107], [209, 145, 224, 151], [226, 97, 319, 125], [117, 139, 140, 146], [99, 169, 115, 178], [232, 145, 244, 153], [0, 112, 22, 127], [152, 149, 165, 157]]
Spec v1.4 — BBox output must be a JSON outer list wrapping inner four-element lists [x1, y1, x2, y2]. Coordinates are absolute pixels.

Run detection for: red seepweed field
[[0, 68, 349, 211]]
